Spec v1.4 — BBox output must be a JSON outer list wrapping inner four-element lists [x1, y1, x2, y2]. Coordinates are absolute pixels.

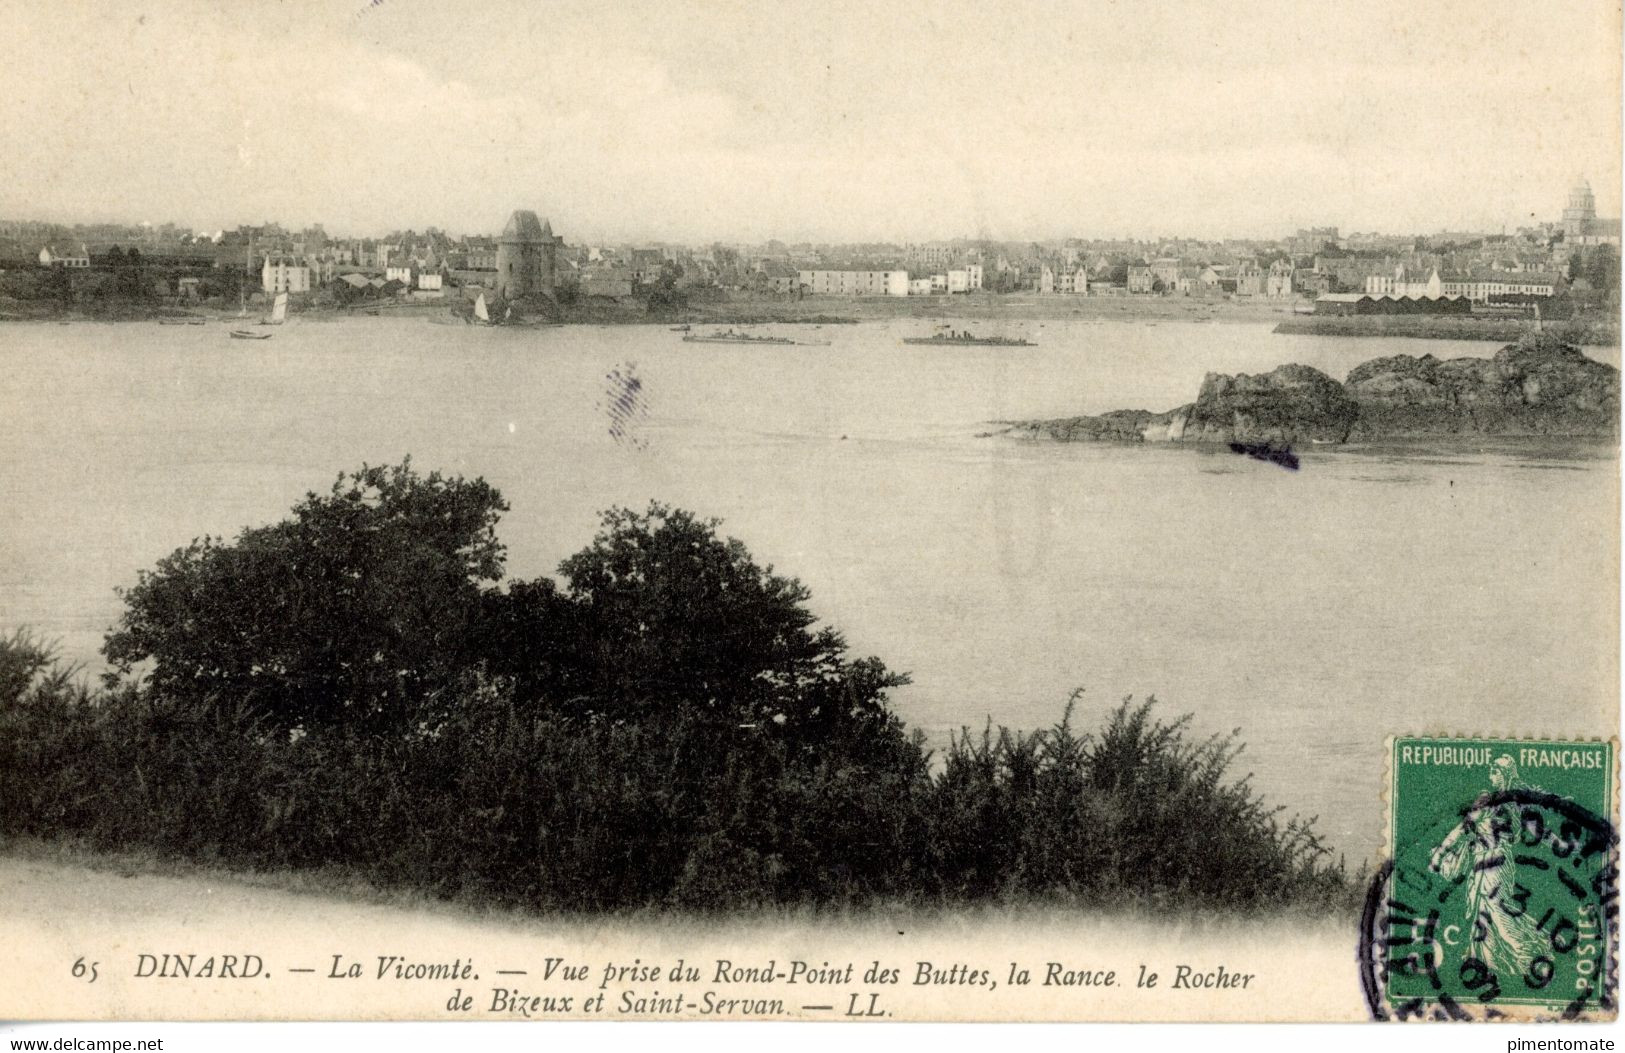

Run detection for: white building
[[945, 265, 985, 293], [1366, 265, 1442, 299], [1266, 260, 1298, 298], [261, 256, 311, 294], [1039, 265, 1088, 294], [946, 265, 983, 292], [1440, 273, 1557, 302], [417, 272, 443, 291], [905, 242, 959, 269], [797, 269, 909, 297], [38, 244, 90, 268], [306, 255, 337, 285]]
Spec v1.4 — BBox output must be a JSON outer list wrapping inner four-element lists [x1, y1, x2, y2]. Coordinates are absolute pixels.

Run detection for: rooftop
[[501, 210, 555, 243]]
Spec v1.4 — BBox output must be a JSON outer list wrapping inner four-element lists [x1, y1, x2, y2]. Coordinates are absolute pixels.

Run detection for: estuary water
[[1, 315, 1617, 863]]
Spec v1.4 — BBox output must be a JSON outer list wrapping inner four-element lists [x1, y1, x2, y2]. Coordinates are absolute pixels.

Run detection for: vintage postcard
[[0, 0, 1620, 1029]]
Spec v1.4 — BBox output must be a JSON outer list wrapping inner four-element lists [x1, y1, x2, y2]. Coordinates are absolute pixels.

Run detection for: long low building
[[1315, 293, 1472, 316], [1440, 274, 1559, 302], [797, 269, 909, 297]]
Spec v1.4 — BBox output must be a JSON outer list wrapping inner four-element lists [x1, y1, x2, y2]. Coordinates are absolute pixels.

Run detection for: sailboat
[[473, 292, 493, 326], [259, 291, 288, 326]]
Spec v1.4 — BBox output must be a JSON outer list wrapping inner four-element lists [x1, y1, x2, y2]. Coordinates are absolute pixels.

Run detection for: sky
[[2, 0, 1620, 243]]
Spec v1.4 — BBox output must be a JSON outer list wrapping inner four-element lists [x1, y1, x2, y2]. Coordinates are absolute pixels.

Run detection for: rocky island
[[1002, 333, 1619, 448]]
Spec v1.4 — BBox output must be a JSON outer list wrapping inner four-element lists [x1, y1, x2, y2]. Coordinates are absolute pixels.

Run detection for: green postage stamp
[[1361, 736, 1618, 1021]]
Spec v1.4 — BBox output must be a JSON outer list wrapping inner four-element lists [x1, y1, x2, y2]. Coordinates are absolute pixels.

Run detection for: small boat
[[159, 317, 205, 326], [901, 328, 1034, 347], [1229, 441, 1300, 471], [472, 292, 493, 326], [670, 324, 691, 332], [259, 291, 288, 326], [682, 329, 795, 345], [230, 329, 272, 340]]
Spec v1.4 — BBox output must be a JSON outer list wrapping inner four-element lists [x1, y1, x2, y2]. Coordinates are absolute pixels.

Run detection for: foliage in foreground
[[1, 461, 1352, 913], [1, 647, 1349, 912]]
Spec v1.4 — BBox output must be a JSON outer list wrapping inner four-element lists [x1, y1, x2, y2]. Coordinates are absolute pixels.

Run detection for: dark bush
[[921, 695, 1343, 907], [2, 462, 1350, 913], [535, 502, 910, 737], [2, 640, 1346, 911], [103, 460, 508, 735]]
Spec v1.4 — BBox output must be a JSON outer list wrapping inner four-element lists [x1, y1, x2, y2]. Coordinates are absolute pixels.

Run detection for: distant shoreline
[[677, 292, 1300, 327], [3, 292, 1616, 347], [0, 292, 1320, 327], [1275, 315, 1620, 346]]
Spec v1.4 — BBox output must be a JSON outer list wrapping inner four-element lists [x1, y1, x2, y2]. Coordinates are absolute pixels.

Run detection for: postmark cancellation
[[1362, 736, 1619, 1021]]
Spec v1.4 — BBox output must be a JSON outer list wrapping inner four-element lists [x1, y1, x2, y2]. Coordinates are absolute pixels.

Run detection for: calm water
[[1, 316, 1617, 862]]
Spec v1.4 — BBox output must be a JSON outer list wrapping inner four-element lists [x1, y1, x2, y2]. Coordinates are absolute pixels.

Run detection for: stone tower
[[495, 209, 562, 301], [1563, 178, 1597, 238]]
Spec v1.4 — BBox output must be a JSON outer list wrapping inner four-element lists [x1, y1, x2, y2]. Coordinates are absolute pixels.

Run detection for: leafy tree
[[529, 503, 909, 737], [118, 247, 146, 299], [103, 460, 509, 734], [984, 268, 1024, 294], [644, 264, 687, 314], [41, 264, 72, 306], [1587, 244, 1619, 300], [0, 629, 60, 707]]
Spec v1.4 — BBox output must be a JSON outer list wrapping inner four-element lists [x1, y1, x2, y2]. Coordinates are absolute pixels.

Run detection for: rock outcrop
[[1344, 335, 1619, 439], [1178, 363, 1360, 444], [1005, 333, 1618, 447], [1019, 408, 1177, 443]]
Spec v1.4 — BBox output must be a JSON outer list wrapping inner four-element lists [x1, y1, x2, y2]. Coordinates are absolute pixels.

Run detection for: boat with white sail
[[259, 291, 288, 326]]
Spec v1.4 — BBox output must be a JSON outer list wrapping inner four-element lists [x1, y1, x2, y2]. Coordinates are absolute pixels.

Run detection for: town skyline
[[1, 206, 1611, 251], [4, 0, 1620, 244]]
